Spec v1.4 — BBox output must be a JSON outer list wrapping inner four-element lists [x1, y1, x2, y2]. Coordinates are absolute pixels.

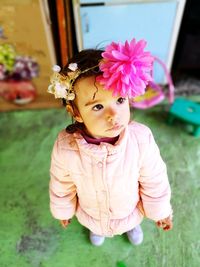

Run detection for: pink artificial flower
[[96, 39, 154, 97]]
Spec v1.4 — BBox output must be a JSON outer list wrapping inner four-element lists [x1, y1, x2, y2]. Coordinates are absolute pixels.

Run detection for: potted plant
[[0, 43, 39, 105]]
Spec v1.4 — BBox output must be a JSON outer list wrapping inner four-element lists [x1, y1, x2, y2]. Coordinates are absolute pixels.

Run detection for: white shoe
[[126, 225, 143, 245], [89, 232, 105, 246]]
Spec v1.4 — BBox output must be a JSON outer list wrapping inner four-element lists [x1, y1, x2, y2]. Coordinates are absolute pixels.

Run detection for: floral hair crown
[[48, 38, 154, 100], [47, 63, 98, 101]]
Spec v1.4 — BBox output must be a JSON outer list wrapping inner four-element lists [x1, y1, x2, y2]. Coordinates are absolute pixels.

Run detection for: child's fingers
[[163, 220, 173, 231], [156, 221, 161, 227], [156, 218, 173, 231], [163, 224, 171, 231], [60, 219, 71, 228], [156, 221, 166, 229]]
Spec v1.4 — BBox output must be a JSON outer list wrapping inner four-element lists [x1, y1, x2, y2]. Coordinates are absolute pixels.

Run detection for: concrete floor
[[0, 106, 200, 267]]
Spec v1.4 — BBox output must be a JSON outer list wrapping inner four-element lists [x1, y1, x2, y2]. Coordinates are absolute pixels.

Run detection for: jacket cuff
[[50, 205, 76, 220]]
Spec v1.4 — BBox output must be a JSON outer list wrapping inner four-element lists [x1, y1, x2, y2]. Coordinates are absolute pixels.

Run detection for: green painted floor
[[0, 106, 200, 267]]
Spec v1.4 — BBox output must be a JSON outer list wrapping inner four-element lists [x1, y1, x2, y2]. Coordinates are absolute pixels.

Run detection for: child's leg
[[89, 231, 105, 246], [126, 225, 143, 245]]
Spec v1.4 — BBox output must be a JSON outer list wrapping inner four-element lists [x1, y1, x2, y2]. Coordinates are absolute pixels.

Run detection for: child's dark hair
[[61, 49, 103, 106], [63, 49, 104, 133]]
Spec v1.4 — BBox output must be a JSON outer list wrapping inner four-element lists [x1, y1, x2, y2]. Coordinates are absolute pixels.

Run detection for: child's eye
[[92, 104, 104, 111], [117, 97, 126, 104]]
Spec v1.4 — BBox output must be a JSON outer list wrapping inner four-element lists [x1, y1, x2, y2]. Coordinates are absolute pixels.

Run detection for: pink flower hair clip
[[97, 38, 154, 98]]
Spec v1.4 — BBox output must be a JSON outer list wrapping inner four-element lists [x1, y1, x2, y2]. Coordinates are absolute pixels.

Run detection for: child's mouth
[[107, 124, 123, 131]]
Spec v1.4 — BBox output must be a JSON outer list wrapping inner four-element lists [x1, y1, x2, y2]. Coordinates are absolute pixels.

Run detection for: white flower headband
[[47, 63, 79, 101], [47, 63, 99, 101]]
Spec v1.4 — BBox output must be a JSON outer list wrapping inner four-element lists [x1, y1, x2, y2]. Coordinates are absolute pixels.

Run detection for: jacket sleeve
[[49, 137, 77, 220], [138, 129, 172, 221]]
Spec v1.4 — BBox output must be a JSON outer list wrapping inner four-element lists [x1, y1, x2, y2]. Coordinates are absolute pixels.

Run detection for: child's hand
[[156, 216, 173, 231], [60, 219, 71, 228]]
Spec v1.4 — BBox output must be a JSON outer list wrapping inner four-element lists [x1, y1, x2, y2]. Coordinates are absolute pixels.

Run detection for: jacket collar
[[73, 125, 129, 157]]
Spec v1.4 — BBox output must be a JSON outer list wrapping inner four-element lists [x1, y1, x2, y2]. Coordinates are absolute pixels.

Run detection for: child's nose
[[107, 108, 118, 122]]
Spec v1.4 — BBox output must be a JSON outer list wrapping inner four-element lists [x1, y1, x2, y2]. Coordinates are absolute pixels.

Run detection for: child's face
[[73, 76, 130, 138]]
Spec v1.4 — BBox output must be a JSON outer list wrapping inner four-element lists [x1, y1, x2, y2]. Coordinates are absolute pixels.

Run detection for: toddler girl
[[48, 39, 173, 246]]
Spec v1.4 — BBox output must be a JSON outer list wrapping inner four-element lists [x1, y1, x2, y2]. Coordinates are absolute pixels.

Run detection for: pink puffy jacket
[[49, 121, 172, 237]]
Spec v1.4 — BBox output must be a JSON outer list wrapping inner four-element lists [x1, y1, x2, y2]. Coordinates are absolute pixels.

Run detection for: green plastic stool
[[168, 98, 200, 137]]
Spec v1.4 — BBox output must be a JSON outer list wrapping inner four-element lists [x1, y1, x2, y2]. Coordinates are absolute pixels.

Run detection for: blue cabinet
[[73, 0, 186, 83]]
